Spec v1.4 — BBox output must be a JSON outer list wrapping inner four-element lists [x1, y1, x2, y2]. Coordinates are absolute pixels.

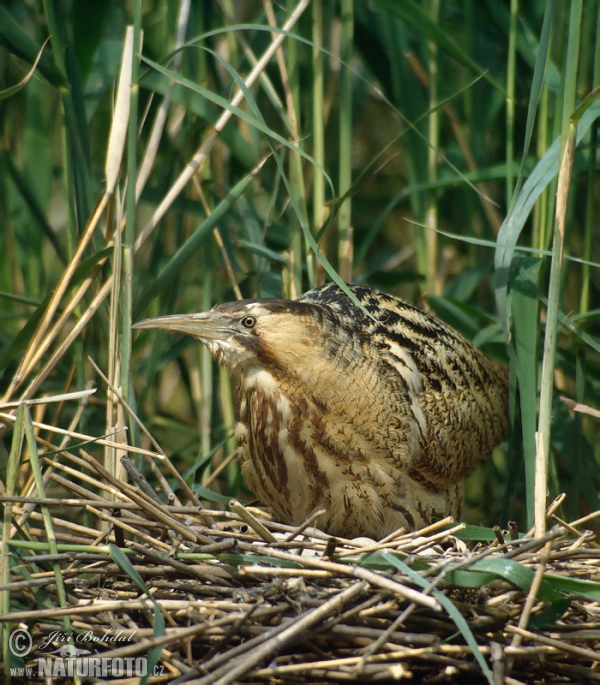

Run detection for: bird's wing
[[299, 283, 509, 488]]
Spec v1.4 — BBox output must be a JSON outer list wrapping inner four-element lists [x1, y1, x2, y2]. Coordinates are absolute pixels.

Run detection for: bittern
[[135, 283, 509, 539]]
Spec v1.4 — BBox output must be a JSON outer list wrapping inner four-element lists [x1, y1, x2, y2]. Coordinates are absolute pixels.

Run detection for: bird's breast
[[234, 368, 333, 524], [231, 364, 427, 537]]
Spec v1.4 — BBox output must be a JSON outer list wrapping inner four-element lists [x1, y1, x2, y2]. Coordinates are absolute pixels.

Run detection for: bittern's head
[[133, 298, 334, 373]]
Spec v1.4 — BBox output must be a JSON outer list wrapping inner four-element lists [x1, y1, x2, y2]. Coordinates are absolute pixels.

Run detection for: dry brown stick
[[335, 521, 463, 558], [0, 568, 92, 592], [249, 643, 558, 678], [203, 449, 236, 487], [0, 598, 272, 623], [549, 513, 599, 547], [86, 505, 172, 552], [229, 498, 276, 543], [77, 618, 238, 660], [127, 541, 232, 583], [75, 448, 203, 543], [407, 524, 466, 554], [330, 623, 438, 646], [235, 541, 441, 612], [193, 581, 368, 685], [202, 599, 265, 662], [12, 385, 95, 536], [502, 526, 566, 560], [545, 660, 600, 682], [283, 508, 327, 542], [5, 199, 110, 399], [0, 496, 138, 508], [567, 509, 600, 528], [506, 539, 553, 675], [379, 516, 454, 546], [120, 455, 163, 504], [354, 607, 417, 673], [11, 506, 100, 540], [506, 625, 600, 662], [236, 566, 331, 579], [0, 411, 153, 457], [353, 552, 454, 675], [50, 466, 125, 501], [564, 529, 596, 552]]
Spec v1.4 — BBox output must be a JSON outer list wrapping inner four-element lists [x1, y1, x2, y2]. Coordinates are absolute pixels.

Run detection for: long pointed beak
[[132, 312, 238, 341]]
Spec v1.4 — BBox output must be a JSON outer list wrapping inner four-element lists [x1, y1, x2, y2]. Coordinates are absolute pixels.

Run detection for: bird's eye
[[241, 316, 256, 329]]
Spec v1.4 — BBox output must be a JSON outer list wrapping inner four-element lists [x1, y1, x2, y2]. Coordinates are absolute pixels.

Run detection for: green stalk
[[425, 0, 439, 294], [285, 0, 310, 293], [535, 0, 582, 537], [201, 247, 214, 460], [43, 0, 93, 240], [312, 0, 326, 283], [338, 0, 353, 281], [580, 10, 600, 316], [532, 79, 549, 252], [506, 0, 518, 207]]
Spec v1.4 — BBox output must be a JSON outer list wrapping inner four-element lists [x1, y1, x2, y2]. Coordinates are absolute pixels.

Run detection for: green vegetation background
[[1, 0, 599, 532]]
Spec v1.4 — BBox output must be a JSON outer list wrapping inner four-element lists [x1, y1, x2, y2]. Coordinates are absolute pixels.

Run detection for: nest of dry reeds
[[2, 401, 600, 685]]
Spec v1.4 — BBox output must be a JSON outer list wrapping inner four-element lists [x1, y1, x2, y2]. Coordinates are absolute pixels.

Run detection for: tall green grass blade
[[511, 257, 543, 528], [535, 0, 582, 536], [0, 7, 65, 86], [338, 0, 353, 278], [580, 14, 600, 316], [511, 0, 556, 201], [311, 0, 326, 281], [506, 0, 518, 207], [494, 99, 600, 334], [0, 37, 50, 100], [447, 557, 561, 602]]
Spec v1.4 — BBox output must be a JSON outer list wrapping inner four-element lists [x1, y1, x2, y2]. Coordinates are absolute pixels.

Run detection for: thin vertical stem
[[506, 0, 518, 207], [200, 248, 214, 460], [535, 0, 582, 537], [426, 0, 439, 295], [121, 5, 143, 418], [312, 0, 326, 285], [338, 0, 353, 280], [580, 8, 600, 317]]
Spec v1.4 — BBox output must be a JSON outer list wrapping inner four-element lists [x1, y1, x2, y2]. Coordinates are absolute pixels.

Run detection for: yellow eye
[[241, 316, 256, 329]]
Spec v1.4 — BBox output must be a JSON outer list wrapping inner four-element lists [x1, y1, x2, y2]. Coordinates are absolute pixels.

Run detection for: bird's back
[[297, 283, 509, 490]]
